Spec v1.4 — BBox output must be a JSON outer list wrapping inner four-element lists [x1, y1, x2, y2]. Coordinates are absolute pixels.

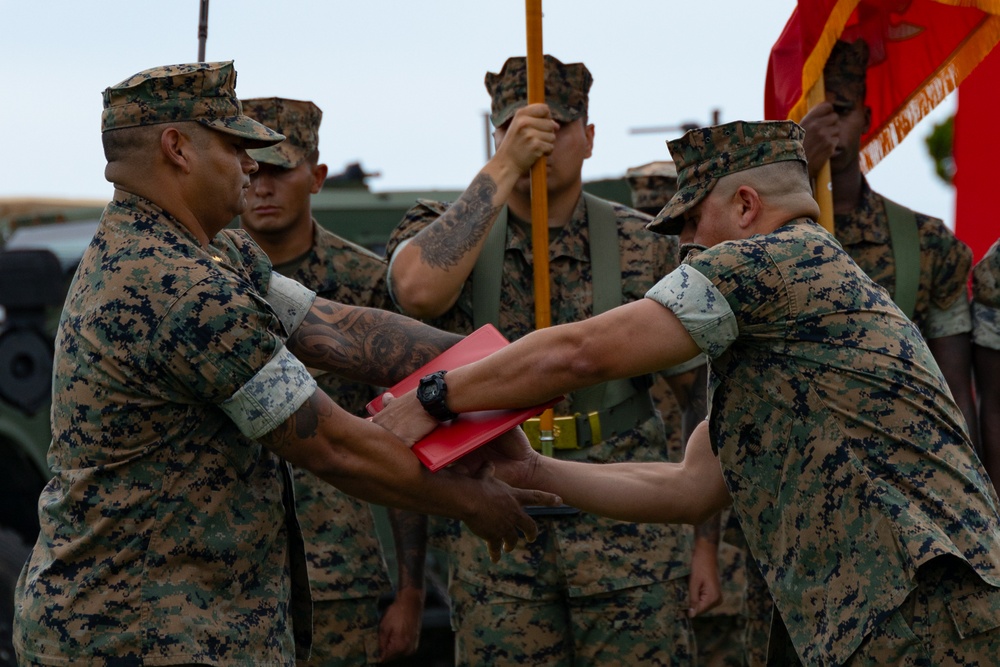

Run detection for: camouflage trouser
[[693, 614, 747, 667], [767, 555, 1000, 666], [449, 577, 695, 667], [743, 553, 773, 667], [297, 596, 380, 667]]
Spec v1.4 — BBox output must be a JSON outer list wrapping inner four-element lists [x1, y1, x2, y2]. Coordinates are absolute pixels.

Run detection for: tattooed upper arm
[[410, 173, 501, 270], [286, 299, 461, 387]]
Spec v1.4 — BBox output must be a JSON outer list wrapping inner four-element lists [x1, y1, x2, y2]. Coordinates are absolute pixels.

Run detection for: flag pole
[[525, 0, 554, 457], [806, 76, 835, 232]]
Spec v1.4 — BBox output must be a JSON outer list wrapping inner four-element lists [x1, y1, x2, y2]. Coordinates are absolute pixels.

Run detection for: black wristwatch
[[417, 370, 459, 422]]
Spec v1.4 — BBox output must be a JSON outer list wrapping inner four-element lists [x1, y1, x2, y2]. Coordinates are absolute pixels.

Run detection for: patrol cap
[[648, 120, 807, 235], [101, 61, 283, 148], [242, 97, 322, 169], [485, 54, 592, 127], [625, 161, 678, 215], [824, 39, 869, 106]]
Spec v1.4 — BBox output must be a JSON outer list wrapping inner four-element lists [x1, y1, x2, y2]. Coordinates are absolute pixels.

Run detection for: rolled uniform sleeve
[[924, 220, 973, 339], [150, 271, 317, 441], [646, 264, 739, 360]]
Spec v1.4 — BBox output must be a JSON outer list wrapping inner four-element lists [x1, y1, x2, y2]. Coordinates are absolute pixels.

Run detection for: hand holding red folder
[[367, 324, 561, 471]]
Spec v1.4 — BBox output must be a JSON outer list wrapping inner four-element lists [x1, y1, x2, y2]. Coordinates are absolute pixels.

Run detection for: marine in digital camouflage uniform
[[239, 97, 413, 666], [628, 161, 747, 667], [375, 119, 1000, 667], [384, 55, 709, 666], [972, 239, 1000, 492], [800, 39, 977, 447], [13, 60, 553, 666]]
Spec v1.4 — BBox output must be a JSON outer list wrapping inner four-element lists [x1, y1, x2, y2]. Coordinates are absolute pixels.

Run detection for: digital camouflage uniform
[[387, 192, 695, 666], [628, 161, 747, 667], [244, 97, 392, 667], [647, 120, 1000, 667], [13, 62, 321, 666], [834, 179, 973, 341], [823, 39, 973, 346], [972, 239, 1000, 352], [16, 195, 318, 665]]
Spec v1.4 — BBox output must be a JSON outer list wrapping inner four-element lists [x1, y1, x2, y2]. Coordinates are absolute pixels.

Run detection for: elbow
[[562, 334, 617, 387], [391, 271, 455, 320]]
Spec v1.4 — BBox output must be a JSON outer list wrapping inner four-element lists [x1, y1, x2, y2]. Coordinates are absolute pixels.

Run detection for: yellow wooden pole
[[525, 0, 554, 457], [805, 75, 834, 232]]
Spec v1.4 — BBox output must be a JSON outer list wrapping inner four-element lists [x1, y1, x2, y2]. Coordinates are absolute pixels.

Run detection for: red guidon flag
[[765, 0, 1000, 173]]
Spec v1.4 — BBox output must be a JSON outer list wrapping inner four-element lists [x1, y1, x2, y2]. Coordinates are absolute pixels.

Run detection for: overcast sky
[[0, 0, 957, 227]]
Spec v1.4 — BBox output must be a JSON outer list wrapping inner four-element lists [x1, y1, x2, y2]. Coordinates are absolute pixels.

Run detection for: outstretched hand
[[450, 427, 540, 490], [457, 459, 559, 562]]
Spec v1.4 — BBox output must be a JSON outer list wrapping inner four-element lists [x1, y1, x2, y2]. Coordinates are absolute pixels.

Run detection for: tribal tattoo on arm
[[286, 299, 462, 388], [410, 173, 502, 270]]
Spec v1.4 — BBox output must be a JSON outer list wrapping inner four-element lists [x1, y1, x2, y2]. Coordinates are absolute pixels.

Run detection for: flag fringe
[[861, 14, 1000, 171]]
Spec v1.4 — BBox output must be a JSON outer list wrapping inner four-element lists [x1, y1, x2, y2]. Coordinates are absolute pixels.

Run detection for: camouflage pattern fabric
[[386, 194, 695, 664], [243, 97, 322, 169], [101, 61, 283, 146], [973, 239, 1000, 351], [450, 577, 694, 667], [298, 597, 381, 667], [646, 219, 1000, 666], [834, 178, 972, 340], [648, 121, 807, 235], [625, 160, 679, 214], [824, 39, 869, 108], [485, 54, 591, 127], [741, 553, 773, 667], [14, 192, 319, 664], [274, 222, 392, 604]]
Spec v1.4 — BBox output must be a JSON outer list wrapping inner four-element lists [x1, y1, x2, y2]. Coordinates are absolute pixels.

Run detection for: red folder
[[366, 324, 561, 472]]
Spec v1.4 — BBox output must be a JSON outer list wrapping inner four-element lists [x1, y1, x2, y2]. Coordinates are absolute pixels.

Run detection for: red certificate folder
[[366, 324, 561, 472]]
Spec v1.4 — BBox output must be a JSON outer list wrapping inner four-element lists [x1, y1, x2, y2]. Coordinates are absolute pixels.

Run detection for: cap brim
[[492, 102, 581, 127], [247, 143, 303, 169], [200, 115, 284, 149], [645, 180, 715, 235]]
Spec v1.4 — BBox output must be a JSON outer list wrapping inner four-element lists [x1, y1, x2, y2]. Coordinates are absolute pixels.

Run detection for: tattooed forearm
[[411, 173, 502, 270], [389, 509, 428, 590], [696, 514, 721, 545], [259, 390, 329, 457], [286, 299, 462, 387]]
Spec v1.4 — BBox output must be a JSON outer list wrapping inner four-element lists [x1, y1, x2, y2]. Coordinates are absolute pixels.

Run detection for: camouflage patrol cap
[[485, 54, 592, 127], [242, 97, 322, 169], [101, 61, 283, 148], [824, 39, 869, 106], [625, 161, 679, 215], [648, 120, 807, 235]]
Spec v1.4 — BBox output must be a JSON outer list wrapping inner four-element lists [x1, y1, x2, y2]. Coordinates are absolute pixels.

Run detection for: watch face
[[423, 384, 440, 401]]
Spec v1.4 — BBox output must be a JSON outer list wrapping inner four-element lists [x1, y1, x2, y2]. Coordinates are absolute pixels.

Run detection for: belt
[[523, 390, 655, 451]]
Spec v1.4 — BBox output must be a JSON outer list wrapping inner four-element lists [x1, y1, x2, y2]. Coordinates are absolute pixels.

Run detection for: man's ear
[[311, 163, 329, 194], [863, 105, 872, 135], [734, 185, 761, 229], [161, 126, 193, 173]]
